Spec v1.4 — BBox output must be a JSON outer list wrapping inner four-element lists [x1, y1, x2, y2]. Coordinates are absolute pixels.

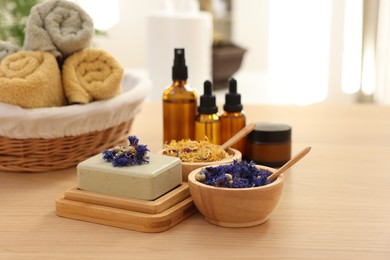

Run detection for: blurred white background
[[79, 0, 390, 105]]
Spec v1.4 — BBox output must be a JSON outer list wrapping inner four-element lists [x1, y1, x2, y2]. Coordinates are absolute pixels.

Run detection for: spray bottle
[[163, 48, 197, 143]]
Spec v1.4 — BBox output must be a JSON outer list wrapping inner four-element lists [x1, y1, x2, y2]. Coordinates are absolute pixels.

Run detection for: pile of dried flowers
[[162, 137, 230, 162], [195, 160, 273, 188], [102, 136, 149, 167]]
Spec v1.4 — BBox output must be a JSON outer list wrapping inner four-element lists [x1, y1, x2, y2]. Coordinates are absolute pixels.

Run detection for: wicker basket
[[0, 119, 133, 173], [0, 70, 150, 172]]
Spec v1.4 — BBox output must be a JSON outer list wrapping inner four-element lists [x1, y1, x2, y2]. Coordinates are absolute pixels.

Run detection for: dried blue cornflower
[[102, 149, 116, 162], [112, 153, 134, 167], [197, 160, 273, 188], [102, 135, 150, 167], [135, 144, 150, 164], [128, 136, 139, 146]]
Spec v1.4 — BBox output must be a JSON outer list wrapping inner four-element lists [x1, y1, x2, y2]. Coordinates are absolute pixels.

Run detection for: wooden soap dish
[[56, 183, 197, 233]]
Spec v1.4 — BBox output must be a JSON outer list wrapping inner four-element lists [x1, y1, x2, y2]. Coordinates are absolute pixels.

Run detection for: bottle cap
[[198, 80, 218, 114], [172, 48, 188, 80], [223, 78, 243, 112], [247, 122, 291, 143]]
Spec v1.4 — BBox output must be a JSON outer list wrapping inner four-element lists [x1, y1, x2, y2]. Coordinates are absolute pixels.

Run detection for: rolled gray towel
[[0, 41, 20, 63], [24, 0, 94, 62]]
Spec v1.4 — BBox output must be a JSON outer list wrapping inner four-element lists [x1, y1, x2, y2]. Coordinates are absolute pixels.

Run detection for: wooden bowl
[[159, 148, 241, 182], [187, 165, 284, 227]]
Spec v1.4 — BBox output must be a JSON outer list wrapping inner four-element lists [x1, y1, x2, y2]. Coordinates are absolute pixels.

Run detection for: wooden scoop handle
[[220, 123, 256, 150], [266, 146, 311, 182]]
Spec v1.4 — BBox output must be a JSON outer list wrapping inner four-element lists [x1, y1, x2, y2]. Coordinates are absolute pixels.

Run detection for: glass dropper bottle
[[220, 78, 246, 153], [195, 80, 221, 144]]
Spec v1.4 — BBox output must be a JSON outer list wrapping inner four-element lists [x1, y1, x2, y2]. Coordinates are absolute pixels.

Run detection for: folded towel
[[62, 48, 124, 104], [24, 0, 94, 63], [0, 51, 67, 108], [0, 41, 20, 62]]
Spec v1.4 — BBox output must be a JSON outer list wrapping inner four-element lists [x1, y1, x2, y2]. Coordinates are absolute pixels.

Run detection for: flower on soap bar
[[196, 160, 273, 188], [102, 136, 150, 167]]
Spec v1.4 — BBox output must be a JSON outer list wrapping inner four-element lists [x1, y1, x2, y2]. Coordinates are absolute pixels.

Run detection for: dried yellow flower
[[162, 137, 231, 163]]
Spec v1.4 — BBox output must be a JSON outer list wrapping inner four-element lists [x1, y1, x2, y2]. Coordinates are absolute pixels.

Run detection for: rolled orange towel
[[0, 51, 66, 108], [62, 48, 124, 104]]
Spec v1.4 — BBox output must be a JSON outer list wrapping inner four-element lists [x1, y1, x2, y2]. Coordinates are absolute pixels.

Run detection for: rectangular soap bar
[[77, 153, 182, 201]]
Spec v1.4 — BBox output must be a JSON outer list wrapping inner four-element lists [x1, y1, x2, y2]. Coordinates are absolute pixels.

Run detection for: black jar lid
[[247, 122, 291, 143]]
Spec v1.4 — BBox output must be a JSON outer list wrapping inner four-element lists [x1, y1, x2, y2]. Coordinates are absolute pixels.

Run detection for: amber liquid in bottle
[[220, 111, 246, 151], [195, 80, 221, 145], [163, 80, 197, 143], [195, 113, 221, 144]]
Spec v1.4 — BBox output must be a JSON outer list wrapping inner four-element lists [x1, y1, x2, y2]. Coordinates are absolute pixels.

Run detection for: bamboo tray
[[56, 183, 197, 233]]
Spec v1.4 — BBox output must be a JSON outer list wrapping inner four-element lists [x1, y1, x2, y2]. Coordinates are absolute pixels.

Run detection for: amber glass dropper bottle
[[163, 48, 197, 144], [220, 78, 246, 153], [195, 80, 221, 144]]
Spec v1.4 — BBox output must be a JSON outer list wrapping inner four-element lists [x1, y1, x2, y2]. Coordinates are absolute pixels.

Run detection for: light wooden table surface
[[1, 103, 390, 259]]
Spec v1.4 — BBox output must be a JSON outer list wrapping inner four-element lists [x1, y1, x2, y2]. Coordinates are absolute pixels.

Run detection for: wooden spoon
[[220, 123, 256, 150], [266, 146, 311, 182]]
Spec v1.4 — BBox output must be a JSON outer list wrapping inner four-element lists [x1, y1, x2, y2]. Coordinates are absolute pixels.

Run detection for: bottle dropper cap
[[223, 78, 243, 112], [198, 80, 218, 114], [172, 48, 188, 80]]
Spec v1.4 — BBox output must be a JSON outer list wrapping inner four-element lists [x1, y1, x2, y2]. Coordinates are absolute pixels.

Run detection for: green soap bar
[[77, 153, 182, 201]]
